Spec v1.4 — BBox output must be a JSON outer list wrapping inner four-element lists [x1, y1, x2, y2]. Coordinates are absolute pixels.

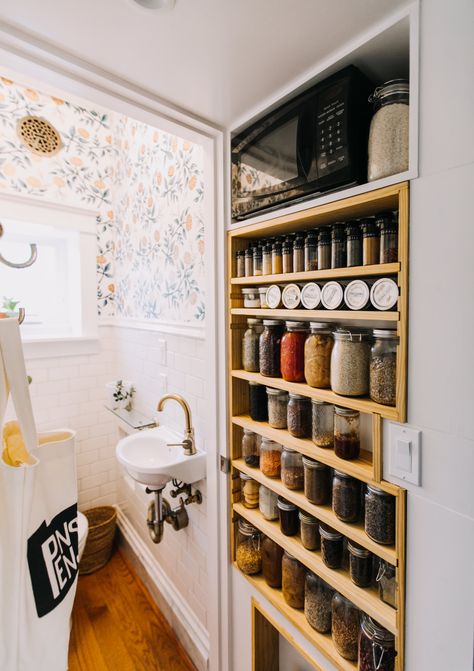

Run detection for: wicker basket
[[79, 506, 117, 575]]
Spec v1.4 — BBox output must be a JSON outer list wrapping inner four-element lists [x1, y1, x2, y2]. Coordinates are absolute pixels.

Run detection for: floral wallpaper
[[0, 76, 205, 322]]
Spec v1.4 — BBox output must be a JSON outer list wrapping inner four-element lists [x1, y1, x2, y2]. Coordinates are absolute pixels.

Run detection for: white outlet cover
[[388, 422, 422, 486]]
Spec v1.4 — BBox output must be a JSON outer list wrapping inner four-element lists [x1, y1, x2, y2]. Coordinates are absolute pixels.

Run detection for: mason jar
[[299, 511, 320, 551], [332, 470, 361, 522], [334, 407, 360, 460], [365, 485, 396, 545], [277, 497, 299, 536], [260, 438, 282, 478], [347, 541, 373, 588], [242, 428, 259, 467], [261, 536, 284, 588], [242, 318, 261, 372], [377, 212, 398, 264], [266, 387, 288, 429], [319, 524, 344, 569], [280, 321, 308, 382], [304, 231, 318, 271], [317, 227, 331, 270], [282, 552, 305, 609], [240, 473, 259, 509], [236, 519, 262, 575], [259, 484, 279, 521], [281, 446, 304, 490], [249, 381, 268, 422], [332, 592, 360, 661], [259, 320, 284, 377], [370, 329, 398, 406], [359, 615, 396, 671], [303, 457, 331, 505], [304, 572, 334, 633], [331, 329, 370, 396], [346, 221, 362, 267], [311, 400, 334, 448], [287, 393, 312, 438], [304, 322, 334, 388]]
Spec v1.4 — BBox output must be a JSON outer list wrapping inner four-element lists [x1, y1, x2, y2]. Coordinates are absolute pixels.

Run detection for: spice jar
[[282, 551, 305, 608], [281, 447, 304, 490], [244, 247, 254, 277], [370, 277, 399, 311], [260, 438, 282, 478], [370, 329, 397, 406], [277, 497, 299, 536], [376, 560, 397, 608], [359, 615, 396, 671], [253, 246, 263, 276], [321, 281, 345, 310], [304, 322, 333, 388], [242, 287, 260, 308], [242, 428, 259, 467], [242, 318, 261, 372], [344, 279, 372, 311], [266, 388, 288, 429], [236, 519, 262, 575], [319, 524, 344, 569], [331, 329, 370, 396], [272, 239, 283, 275], [282, 236, 293, 274], [266, 284, 283, 309], [348, 541, 372, 588], [304, 572, 334, 633], [365, 485, 395, 545], [332, 470, 361, 522], [368, 79, 409, 182], [249, 382, 268, 422], [346, 222, 362, 267], [332, 592, 360, 661], [317, 227, 331, 270], [299, 511, 320, 550], [259, 320, 283, 377], [303, 457, 331, 505], [259, 484, 279, 521], [261, 536, 284, 588], [293, 234, 305, 273], [331, 223, 347, 268], [281, 321, 307, 382], [304, 231, 318, 271], [236, 249, 245, 278], [301, 282, 322, 310], [334, 407, 360, 460], [311, 400, 334, 448], [287, 394, 312, 438], [361, 218, 380, 266], [282, 283, 301, 309], [377, 212, 398, 264], [262, 241, 272, 275], [240, 473, 259, 509]]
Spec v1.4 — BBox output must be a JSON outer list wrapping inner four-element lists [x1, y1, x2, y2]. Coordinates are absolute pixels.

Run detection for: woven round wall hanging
[[16, 116, 62, 156]]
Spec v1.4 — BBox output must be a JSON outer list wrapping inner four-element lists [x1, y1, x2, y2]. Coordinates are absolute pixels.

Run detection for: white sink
[[116, 425, 206, 488]]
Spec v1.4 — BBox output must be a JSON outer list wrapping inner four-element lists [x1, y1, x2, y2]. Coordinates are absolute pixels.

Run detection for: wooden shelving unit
[[227, 182, 408, 671]]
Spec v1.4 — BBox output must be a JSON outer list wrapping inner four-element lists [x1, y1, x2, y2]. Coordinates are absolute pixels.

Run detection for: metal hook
[[0, 223, 38, 269]]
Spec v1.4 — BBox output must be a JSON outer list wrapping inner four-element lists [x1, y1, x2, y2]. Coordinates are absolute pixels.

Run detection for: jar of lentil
[[299, 511, 320, 551], [260, 438, 282, 478], [244, 247, 254, 277], [346, 221, 362, 267], [240, 473, 259, 509], [370, 329, 397, 406], [272, 239, 283, 275], [361, 218, 380, 266], [359, 615, 396, 671], [304, 322, 334, 389], [287, 394, 312, 438], [304, 572, 334, 633], [331, 329, 370, 396], [242, 428, 259, 466], [376, 560, 397, 609], [348, 541, 373, 588], [242, 318, 261, 372], [282, 236, 293, 274], [317, 227, 331, 270], [311, 400, 334, 448], [332, 470, 361, 522], [249, 382, 268, 422], [236, 519, 262, 575], [377, 212, 398, 264], [281, 322, 308, 382], [262, 241, 272, 275], [331, 223, 347, 268], [302, 457, 331, 505], [332, 592, 360, 661], [277, 497, 299, 536], [365, 485, 395, 545], [266, 388, 288, 429], [319, 524, 344, 569], [304, 231, 318, 271], [293, 233, 305, 273], [261, 536, 284, 588], [334, 408, 360, 460], [253, 245, 263, 276], [259, 320, 283, 377], [282, 551, 306, 608], [259, 484, 279, 520], [236, 249, 245, 277], [281, 447, 304, 490]]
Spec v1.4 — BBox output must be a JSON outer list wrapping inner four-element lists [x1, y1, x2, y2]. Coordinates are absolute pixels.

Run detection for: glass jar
[[346, 221, 362, 267], [319, 524, 344, 569], [376, 560, 397, 609], [293, 234, 305, 273], [299, 511, 320, 550], [277, 497, 299, 536], [287, 394, 312, 438], [365, 485, 395, 545], [266, 388, 288, 429], [236, 519, 262, 575], [311, 400, 334, 448], [344, 279, 372, 311], [370, 329, 398, 406], [261, 536, 284, 588], [258, 286, 268, 308], [377, 212, 398, 264], [272, 239, 283, 275], [282, 236, 293, 274], [282, 283, 301, 309], [236, 249, 245, 278], [281, 447, 304, 490], [242, 428, 259, 467], [259, 320, 283, 377], [282, 551, 305, 608], [331, 223, 347, 268], [359, 615, 396, 671], [370, 277, 399, 311], [332, 592, 360, 661], [334, 407, 360, 460], [260, 438, 282, 478], [244, 247, 254, 277], [240, 473, 259, 509], [304, 572, 334, 633], [348, 541, 372, 588], [304, 323, 333, 389], [317, 227, 331, 270], [301, 282, 322, 310], [303, 457, 331, 505], [331, 329, 370, 396], [266, 284, 283, 309], [361, 218, 380, 266], [332, 470, 361, 522], [249, 382, 268, 422], [368, 79, 409, 182], [281, 321, 307, 382], [242, 318, 261, 372], [253, 246, 263, 276], [262, 241, 272, 275], [241, 287, 260, 308], [304, 231, 318, 271], [259, 484, 279, 521]]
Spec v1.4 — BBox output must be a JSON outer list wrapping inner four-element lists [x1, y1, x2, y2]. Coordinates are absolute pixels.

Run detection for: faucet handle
[[166, 438, 195, 456]]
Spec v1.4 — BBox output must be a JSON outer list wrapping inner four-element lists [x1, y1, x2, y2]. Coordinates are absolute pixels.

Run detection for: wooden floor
[[69, 550, 197, 671]]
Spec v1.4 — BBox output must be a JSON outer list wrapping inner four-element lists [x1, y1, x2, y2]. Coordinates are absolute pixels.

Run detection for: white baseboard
[[116, 508, 209, 671]]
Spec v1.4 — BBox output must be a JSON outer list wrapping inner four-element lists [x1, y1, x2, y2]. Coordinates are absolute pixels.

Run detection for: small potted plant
[[1, 297, 21, 318], [106, 379, 135, 411]]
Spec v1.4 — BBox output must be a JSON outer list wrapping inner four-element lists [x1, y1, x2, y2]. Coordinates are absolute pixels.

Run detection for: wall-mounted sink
[[116, 425, 206, 488]]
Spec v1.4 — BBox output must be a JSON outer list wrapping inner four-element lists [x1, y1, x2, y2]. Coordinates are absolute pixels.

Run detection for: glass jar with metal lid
[[304, 322, 333, 388], [311, 400, 334, 448], [242, 428, 259, 467], [240, 473, 259, 509], [319, 524, 344, 569], [370, 329, 398, 406], [241, 287, 260, 308], [370, 277, 399, 311], [259, 484, 279, 520], [262, 241, 272, 275], [303, 456, 331, 505], [331, 223, 347, 268], [282, 236, 293, 274], [261, 536, 284, 588], [332, 592, 360, 661], [260, 438, 282, 478], [346, 221, 362, 267], [299, 511, 320, 550], [277, 497, 299, 536], [365, 485, 395, 545], [348, 541, 372, 587], [259, 320, 283, 377], [334, 407, 360, 460], [317, 227, 331, 270], [266, 387, 288, 429], [332, 470, 361, 521], [359, 615, 396, 671], [287, 393, 312, 438], [236, 249, 245, 277], [244, 247, 254, 277], [293, 233, 305, 273], [368, 78, 409, 182], [253, 245, 263, 276], [281, 321, 307, 382], [249, 382, 268, 422], [344, 279, 372, 311], [304, 231, 318, 271], [330, 329, 370, 396], [377, 212, 398, 263], [236, 519, 262, 575], [282, 551, 306, 608], [361, 218, 380, 266], [272, 239, 283, 275], [376, 559, 397, 608], [282, 283, 301, 309], [242, 318, 261, 372], [281, 446, 304, 490], [258, 286, 268, 308], [305, 572, 334, 633], [321, 281, 345, 310]]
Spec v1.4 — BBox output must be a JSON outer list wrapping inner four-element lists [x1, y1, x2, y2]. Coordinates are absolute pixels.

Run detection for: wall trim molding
[[99, 316, 205, 339]]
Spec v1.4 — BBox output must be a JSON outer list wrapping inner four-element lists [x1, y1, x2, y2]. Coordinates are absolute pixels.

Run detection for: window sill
[[22, 336, 100, 359]]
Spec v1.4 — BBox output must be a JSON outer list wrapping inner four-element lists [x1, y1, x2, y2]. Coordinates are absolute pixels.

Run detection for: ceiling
[[0, 0, 408, 128]]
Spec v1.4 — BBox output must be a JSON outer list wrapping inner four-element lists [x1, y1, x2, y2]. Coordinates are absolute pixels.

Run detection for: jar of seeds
[[304, 572, 334, 633], [304, 322, 334, 389], [331, 329, 370, 396], [281, 447, 304, 490], [376, 560, 398, 609], [319, 524, 344, 569], [282, 552, 306, 608], [365, 485, 395, 545], [259, 320, 284, 377], [242, 318, 261, 372], [332, 470, 361, 522], [348, 541, 373, 588], [334, 408, 360, 460], [311, 400, 334, 448], [249, 382, 268, 422], [303, 457, 331, 505], [332, 593, 360, 661], [287, 394, 312, 438], [266, 388, 288, 429], [359, 615, 396, 671], [236, 519, 262, 575], [299, 511, 320, 551], [242, 428, 259, 467], [240, 473, 259, 509], [262, 536, 284, 588], [259, 484, 279, 520], [260, 438, 282, 478], [370, 329, 398, 406]]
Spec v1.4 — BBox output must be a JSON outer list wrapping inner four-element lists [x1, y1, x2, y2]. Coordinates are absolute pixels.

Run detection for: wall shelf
[[230, 262, 400, 285], [231, 308, 399, 326]]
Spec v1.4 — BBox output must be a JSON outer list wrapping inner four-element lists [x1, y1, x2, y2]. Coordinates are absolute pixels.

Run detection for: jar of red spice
[[280, 321, 308, 382]]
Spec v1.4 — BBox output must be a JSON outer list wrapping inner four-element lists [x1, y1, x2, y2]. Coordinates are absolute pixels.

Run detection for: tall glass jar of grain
[[242, 318, 261, 372], [236, 519, 262, 575], [331, 329, 370, 396]]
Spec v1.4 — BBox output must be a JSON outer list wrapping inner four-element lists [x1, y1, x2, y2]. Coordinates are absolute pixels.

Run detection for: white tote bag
[[0, 318, 78, 671]]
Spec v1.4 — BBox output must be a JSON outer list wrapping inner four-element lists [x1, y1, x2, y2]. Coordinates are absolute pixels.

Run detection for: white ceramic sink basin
[[116, 425, 206, 488]]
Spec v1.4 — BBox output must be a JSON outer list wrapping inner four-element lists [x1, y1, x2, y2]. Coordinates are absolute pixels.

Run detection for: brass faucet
[[156, 394, 196, 456]]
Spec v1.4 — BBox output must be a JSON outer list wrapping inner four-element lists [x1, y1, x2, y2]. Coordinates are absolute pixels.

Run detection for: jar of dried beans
[[365, 485, 395, 545], [282, 552, 306, 608], [259, 484, 279, 520], [305, 572, 334, 633], [304, 322, 333, 388], [332, 592, 360, 661], [242, 428, 259, 467], [281, 322, 308, 382], [260, 438, 282, 478], [299, 511, 320, 550], [359, 615, 396, 671], [259, 320, 284, 377], [266, 388, 288, 429], [240, 473, 259, 509], [261, 536, 284, 588], [236, 519, 262, 575], [242, 318, 261, 372], [370, 329, 398, 406], [331, 329, 370, 396], [334, 407, 360, 460], [281, 447, 304, 490], [319, 524, 344, 569], [303, 457, 331, 505], [277, 497, 299, 536], [287, 394, 312, 438], [311, 400, 334, 448], [332, 470, 361, 522], [348, 541, 372, 588]]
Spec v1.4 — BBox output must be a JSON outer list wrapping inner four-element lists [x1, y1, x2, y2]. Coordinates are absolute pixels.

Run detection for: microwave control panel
[[316, 81, 349, 177]]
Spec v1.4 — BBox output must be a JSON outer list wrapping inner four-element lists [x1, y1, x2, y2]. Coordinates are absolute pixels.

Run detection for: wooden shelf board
[[233, 458, 397, 565], [230, 263, 400, 285], [234, 503, 397, 635], [231, 307, 399, 324]]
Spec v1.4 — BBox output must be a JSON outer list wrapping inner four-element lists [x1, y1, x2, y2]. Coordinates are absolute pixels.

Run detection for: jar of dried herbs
[[347, 541, 373, 588], [305, 572, 334, 633], [260, 438, 282, 478], [334, 407, 360, 460], [287, 394, 312, 438], [249, 382, 268, 422], [319, 524, 344, 569], [304, 322, 334, 388], [317, 227, 331, 270], [259, 320, 284, 377], [304, 231, 318, 271], [361, 218, 380, 266], [365, 485, 395, 545], [377, 212, 398, 264], [332, 470, 361, 522], [277, 497, 299, 536], [311, 400, 334, 448], [331, 223, 347, 268], [242, 428, 259, 467], [262, 536, 284, 588], [370, 329, 397, 406], [331, 329, 370, 396], [359, 615, 396, 671], [240, 473, 259, 509], [299, 511, 320, 550], [332, 592, 360, 661], [236, 519, 262, 575], [303, 457, 331, 505], [242, 318, 261, 372], [281, 322, 308, 382], [376, 560, 397, 608], [259, 484, 279, 520], [281, 447, 304, 490], [266, 388, 288, 429], [282, 551, 306, 609]]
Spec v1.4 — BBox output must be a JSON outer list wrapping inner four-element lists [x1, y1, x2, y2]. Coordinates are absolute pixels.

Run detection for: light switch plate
[[388, 422, 422, 486]]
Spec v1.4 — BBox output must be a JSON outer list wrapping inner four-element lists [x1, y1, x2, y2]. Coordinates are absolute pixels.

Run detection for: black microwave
[[231, 65, 372, 220]]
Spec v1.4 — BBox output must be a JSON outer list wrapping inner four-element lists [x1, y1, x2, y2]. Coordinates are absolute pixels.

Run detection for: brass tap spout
[[156, 394, 196, 456]]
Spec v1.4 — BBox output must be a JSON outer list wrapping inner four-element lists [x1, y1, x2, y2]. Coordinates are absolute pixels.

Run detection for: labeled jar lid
[[266, 284, 282, 309], [302, 456, 328, 470], [334, 406, 359, 417], [263, 319, 283, 326], [372, 328, 398, 339], [333, 328, 369, 341], [370, 277, 399, 311], [282, 283, 301, 309], [266, 387, 288, 397], [344, 279, 371, 311], [319, 524, 343, 540], [301, 283, 322, 309], [309, 321, 333, 333], [299, 510, 318, 524], [277, 496, 297, 511], [321, 281, 344, 310], [285, 321, 307, 330], [360, 614, 395, 646], [347, 541, 370, 558]]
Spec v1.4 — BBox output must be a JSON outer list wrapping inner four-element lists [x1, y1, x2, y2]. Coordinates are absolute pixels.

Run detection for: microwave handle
[[297, 108, 313, 179]]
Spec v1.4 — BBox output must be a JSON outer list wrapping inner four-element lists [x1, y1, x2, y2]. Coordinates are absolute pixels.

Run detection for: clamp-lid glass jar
[[277, 497, 299, 536], [260, 438, 282, 478], [334, 407, 360, 460], [259, 484, 279, 520], [242, 428, 259, 466], [370, 329, 398, 406], [259, 320, 283, 377], [241, 287, 260, 308], [304, 322, 333, 389], [359, 615, 396, 671], [376, 560, 397, 609], [287, 393, 312, 438], [365, 485, 395, 545], [236, 519, 262, 575], [303, 456, 331, 505], [299, 511, 320, 551], [331, 329, 370, 396], [281, 321, 308, 382], [348, 541, 372, 587], [311, 399, 334, 448], [332, 592, 360, 661], [332, 470, 361, 522], [319, 524, 344, 569], [261, 536, 284, 588], [281, 447, 304, 490], [266, 387, 288, 429], [249, 382, 268, 422], [282, 551, 306, 608], [240, 473, 259, 509], [305, 572, 334, 633], [377, 212, 398, 264], [242, 318, 261, 372]]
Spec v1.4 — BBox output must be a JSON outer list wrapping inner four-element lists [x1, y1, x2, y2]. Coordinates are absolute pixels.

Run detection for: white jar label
[[266, 284, 282, 309], [301, 282, 321, 309], [370, 278, 399, 310], [344, 280, 370, 310], [321, 282, 344, 310], [282, 283, 301, 309]]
